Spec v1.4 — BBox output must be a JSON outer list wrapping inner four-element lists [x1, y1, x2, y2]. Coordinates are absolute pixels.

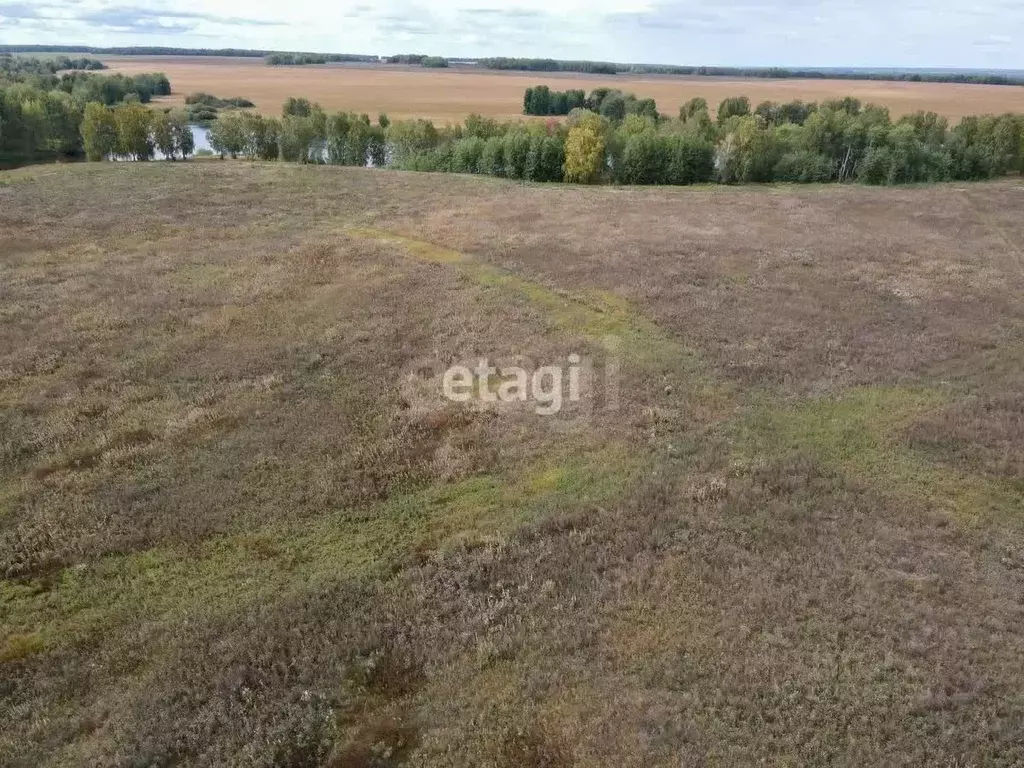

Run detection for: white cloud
[[0, 0, 1021, 68]]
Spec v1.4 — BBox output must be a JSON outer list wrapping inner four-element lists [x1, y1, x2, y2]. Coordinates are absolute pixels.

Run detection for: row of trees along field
[[4, 76, 1024, 185], [264, 52, 378, 66], [481, 57, 1024, 84], [0, 56, 173, 166], [80, 103, 195, 160], [0, 54, 106, 74], [195, 93, 1023, 186]]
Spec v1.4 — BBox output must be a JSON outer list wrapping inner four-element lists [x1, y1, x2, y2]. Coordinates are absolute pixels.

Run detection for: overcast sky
[[1, 0, 1021, 69]]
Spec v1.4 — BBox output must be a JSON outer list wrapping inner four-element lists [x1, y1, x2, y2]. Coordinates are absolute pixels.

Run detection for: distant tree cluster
[[0, 55, 106, 76], [265, 53, 378, 66], [524, 86, 659, 120], [386, 54, 429, 65], [523, 86, 586, 115], [385, 55, 449, 68], [0, 69, 174, 167], [1, 62, 169, 105], [183, 92, 256, 126]]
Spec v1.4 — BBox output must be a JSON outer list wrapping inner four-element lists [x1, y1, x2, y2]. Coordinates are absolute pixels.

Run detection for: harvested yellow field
[[101, 55, 1024, 123]]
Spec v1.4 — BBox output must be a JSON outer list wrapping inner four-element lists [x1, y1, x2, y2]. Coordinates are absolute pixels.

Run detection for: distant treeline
[[484, 57, 1024, 85], [384, 54, 449, 68], [265, 52, 379, 66], [0, 45, 276, 57], [2, 47, 1022, 86], [0, 54, 106, 74], [482, 58, 618, 75]]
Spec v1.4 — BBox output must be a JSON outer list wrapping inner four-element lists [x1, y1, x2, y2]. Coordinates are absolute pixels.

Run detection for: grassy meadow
[[101, 56, 1024, 123], [1, 162, 1024, 765]]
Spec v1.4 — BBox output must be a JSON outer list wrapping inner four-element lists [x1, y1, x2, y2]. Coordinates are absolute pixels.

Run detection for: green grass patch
[[737, 386, 1024, 523], [0, 630, 44, 663], [0, 442, 638, 652]]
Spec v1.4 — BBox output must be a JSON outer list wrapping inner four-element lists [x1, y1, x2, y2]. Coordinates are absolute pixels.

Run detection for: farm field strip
[[100, 56, 1024, 122]]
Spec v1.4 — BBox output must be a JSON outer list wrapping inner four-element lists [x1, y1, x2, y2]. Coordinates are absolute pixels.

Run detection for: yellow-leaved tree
[[563, 117, 606, 184]]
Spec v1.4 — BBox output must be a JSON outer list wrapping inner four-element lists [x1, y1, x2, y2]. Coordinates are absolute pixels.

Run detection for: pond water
[[151, 124, 213, 160], [190, 125, 213, 154]]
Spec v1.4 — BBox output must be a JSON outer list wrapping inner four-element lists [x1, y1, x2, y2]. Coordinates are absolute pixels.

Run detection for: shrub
[[524, 135, 564, 182], [478, 135, 505, 176], [664, 134, 715, 184], [452, 136, 486, 173], [618, 132, 666, 185], [773, 150, 834, 182], [502, 132, 532, 179]]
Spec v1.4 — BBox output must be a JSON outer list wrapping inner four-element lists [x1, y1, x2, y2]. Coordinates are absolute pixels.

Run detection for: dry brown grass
[[1, 162, 1024, 766], [101, 56, 1024, 122]]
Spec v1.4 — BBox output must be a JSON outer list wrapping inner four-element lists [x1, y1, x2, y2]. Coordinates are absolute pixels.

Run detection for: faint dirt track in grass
[[2, 164, 1024, 767]]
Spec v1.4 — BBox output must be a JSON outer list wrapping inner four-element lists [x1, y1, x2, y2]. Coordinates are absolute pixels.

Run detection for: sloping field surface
[[2, 163, 1023, 765]]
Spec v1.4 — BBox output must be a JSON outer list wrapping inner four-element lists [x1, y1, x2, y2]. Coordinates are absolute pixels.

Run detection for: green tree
[[664, 134, 714, 185], [680, 97, 709, 121], [618, 131, 667, 185], [502, 131, 531, 179], [717, 96, 751, 123], [452, 136, 486, 173], [464, 113, 502, 140], [113, 102, 154, 160], [80, 101, 117, 161], [599, 93, 627, 122], [169, 109, 194, 159], [208, 110, 248, 158], [151, 109, 175, 159], [477, 135, 505, 176], [282, 96, 314, 117]]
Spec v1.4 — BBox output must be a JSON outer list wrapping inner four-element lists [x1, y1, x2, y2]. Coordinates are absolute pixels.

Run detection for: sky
[[0, 0, 1022, 70]]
